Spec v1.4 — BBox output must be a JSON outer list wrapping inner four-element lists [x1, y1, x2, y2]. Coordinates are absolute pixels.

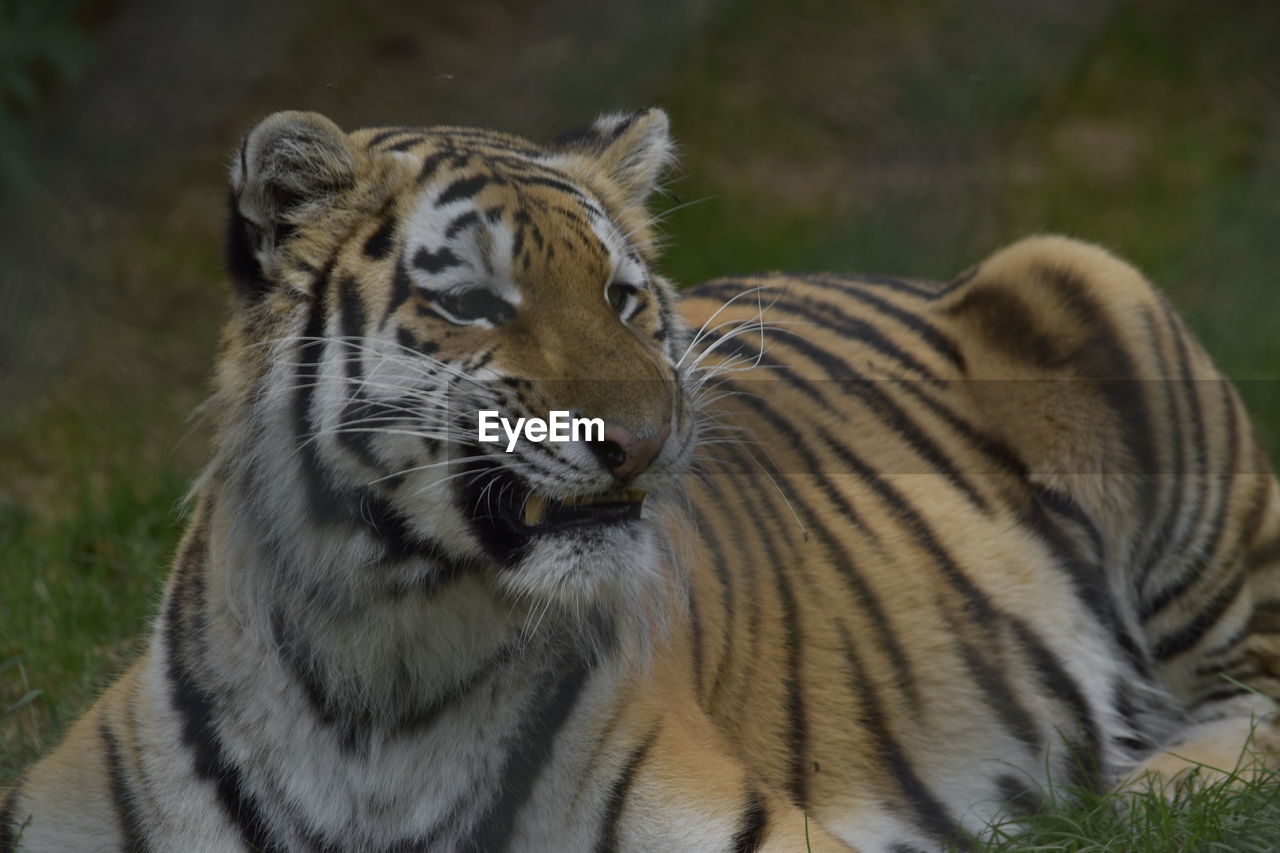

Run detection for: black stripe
[[386, 134, 426, 152], [685, 580, 706, 701], [813, 423, 1000, 624], [1028, 485, 1107, 583], [366, 127, 417, 148], [1008, 620, 1104, 788], [1253, 532, 1280, 573], [436, 174, 493, 207], [425, 128, 545, 157], [815, 422, 1061, 756], [101, 722, 153, 852], [994, 774, 1042, 816], [694, 477, 764, 708], [889, 378, 1025, 479], [0, 783, 22, 853], [511, 173, 590, 200], [413, 246, 463, 274], [1109, 681, 1157, 755], [690, 281, 949, 384], [844, 272, 936, 298], [360, 490, 478, 573], [820, 382, 1107, 784], [1158, 304, 1212, 576], [932, 265, 977, 300], [224, 189, 269, 300], [1197, 621, 1253, 664], [773, 548, 810, 807], [834, 620, 969, 849], [717, 384, 923, 711], [469, 152, 571, 185], [1020, 486, 1133, 664], [949, 623, 1042, 753], [287, 253, 477, 568], [1179, 379, 1245, 565], [820, 270, 939, 300], [1143, 380, 1241, 619], [383, 258, 415, 326], [594, 727, 660, 853], [396, 325, 438, 356], [1024, 489, 1152, 684], [336, 395, 399, 475], [1152, 572, 1246, 662], [551, 121, 601, 149], [335, 275, 388, 473], [445, 210, 481, 239], [711, 457, 823, 749], [942, 283, 1070, 368], [362, 219, 396, 260], [650, 278, 673, 349], [689, 503, 736, 703], [1036, 264, 1160, 563], [699, 338, 877, 530], [511, 221, 526, 260], [705, 328, 990, 514], [728, 790, 769, 853], [808, 275, 963, 367], [416, 149, 453, 185], [164, 530, 284, 853], [294, 258, 354, 527], [1189, 683, 1256, 712], [459, 652, 595, 852], [1248, 599, 1280, 635], [270, 606, 503, 754], [603, 111, 642, 142], [704, 291, 1112, 780], [1134, 306, 1187, 590]]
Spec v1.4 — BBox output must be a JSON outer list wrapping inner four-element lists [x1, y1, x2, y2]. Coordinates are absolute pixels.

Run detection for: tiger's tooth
[[524, 495, 548, 526]]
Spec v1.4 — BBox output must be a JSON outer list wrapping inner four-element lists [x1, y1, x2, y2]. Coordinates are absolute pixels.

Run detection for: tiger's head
[[211, 109, 696, 624]]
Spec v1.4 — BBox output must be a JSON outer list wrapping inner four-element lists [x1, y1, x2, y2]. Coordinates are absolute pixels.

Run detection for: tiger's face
[[215, 110, 695, 616]]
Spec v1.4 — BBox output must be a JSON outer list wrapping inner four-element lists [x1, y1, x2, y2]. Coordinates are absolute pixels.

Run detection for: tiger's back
[[671, 235, 1280, 846], [3, 109, 1279, 852]]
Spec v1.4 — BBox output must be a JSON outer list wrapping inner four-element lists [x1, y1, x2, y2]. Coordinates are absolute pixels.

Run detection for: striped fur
[[4, 110, 1279, 852]]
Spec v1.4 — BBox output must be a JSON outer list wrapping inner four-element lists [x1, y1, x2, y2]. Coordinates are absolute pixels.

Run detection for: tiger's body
[[3, 109, 1279, 853]]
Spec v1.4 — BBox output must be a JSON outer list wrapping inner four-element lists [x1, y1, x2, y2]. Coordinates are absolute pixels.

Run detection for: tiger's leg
[[598, 715, 857, 852], [941, 235, 1280, 786], [562, 664, 858, 852], [1126, 439, 1280, 787], [3, 664, 143, 852]]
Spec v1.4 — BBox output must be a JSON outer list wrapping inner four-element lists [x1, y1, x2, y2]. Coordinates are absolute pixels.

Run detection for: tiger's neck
[[164, 461, 625, 738]]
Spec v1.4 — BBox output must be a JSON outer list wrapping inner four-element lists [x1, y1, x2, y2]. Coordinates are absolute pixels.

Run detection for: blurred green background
[[2, 0, 1278, 800]]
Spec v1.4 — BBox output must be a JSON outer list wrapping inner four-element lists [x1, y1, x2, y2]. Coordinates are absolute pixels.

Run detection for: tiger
[[3, 106, 1279, 853]]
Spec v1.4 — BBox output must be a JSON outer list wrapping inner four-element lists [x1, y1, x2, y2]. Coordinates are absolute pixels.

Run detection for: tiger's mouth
[[516, 489, 646, 531], [460, 461, 647, 560]]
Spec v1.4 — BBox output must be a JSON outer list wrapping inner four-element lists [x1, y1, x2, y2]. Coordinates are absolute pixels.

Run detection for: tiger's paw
[[1116, 713, 1280, 795]]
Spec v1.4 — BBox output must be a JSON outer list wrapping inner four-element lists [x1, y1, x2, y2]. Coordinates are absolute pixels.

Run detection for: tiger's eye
[[434, 288, 514, 325], [606, 282, 638, 316]]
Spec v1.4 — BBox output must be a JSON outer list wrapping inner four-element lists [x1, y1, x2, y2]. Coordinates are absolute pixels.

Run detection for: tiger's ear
[[227, 111, 356, 297], [552, 108, 675, 210], [231, 111, 356, 233]]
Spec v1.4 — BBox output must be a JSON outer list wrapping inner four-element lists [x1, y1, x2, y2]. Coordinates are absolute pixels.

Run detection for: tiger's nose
[[589, 423, 671, 480]]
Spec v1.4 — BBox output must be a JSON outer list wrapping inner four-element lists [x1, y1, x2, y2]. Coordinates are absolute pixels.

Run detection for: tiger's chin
[[460, 464, 673, 627], [500, 520, 666, 613]]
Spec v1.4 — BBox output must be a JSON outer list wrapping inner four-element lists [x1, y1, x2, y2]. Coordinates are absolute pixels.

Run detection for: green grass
[[0, 467, 185, 783], [975, 759, 1280, 852]]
